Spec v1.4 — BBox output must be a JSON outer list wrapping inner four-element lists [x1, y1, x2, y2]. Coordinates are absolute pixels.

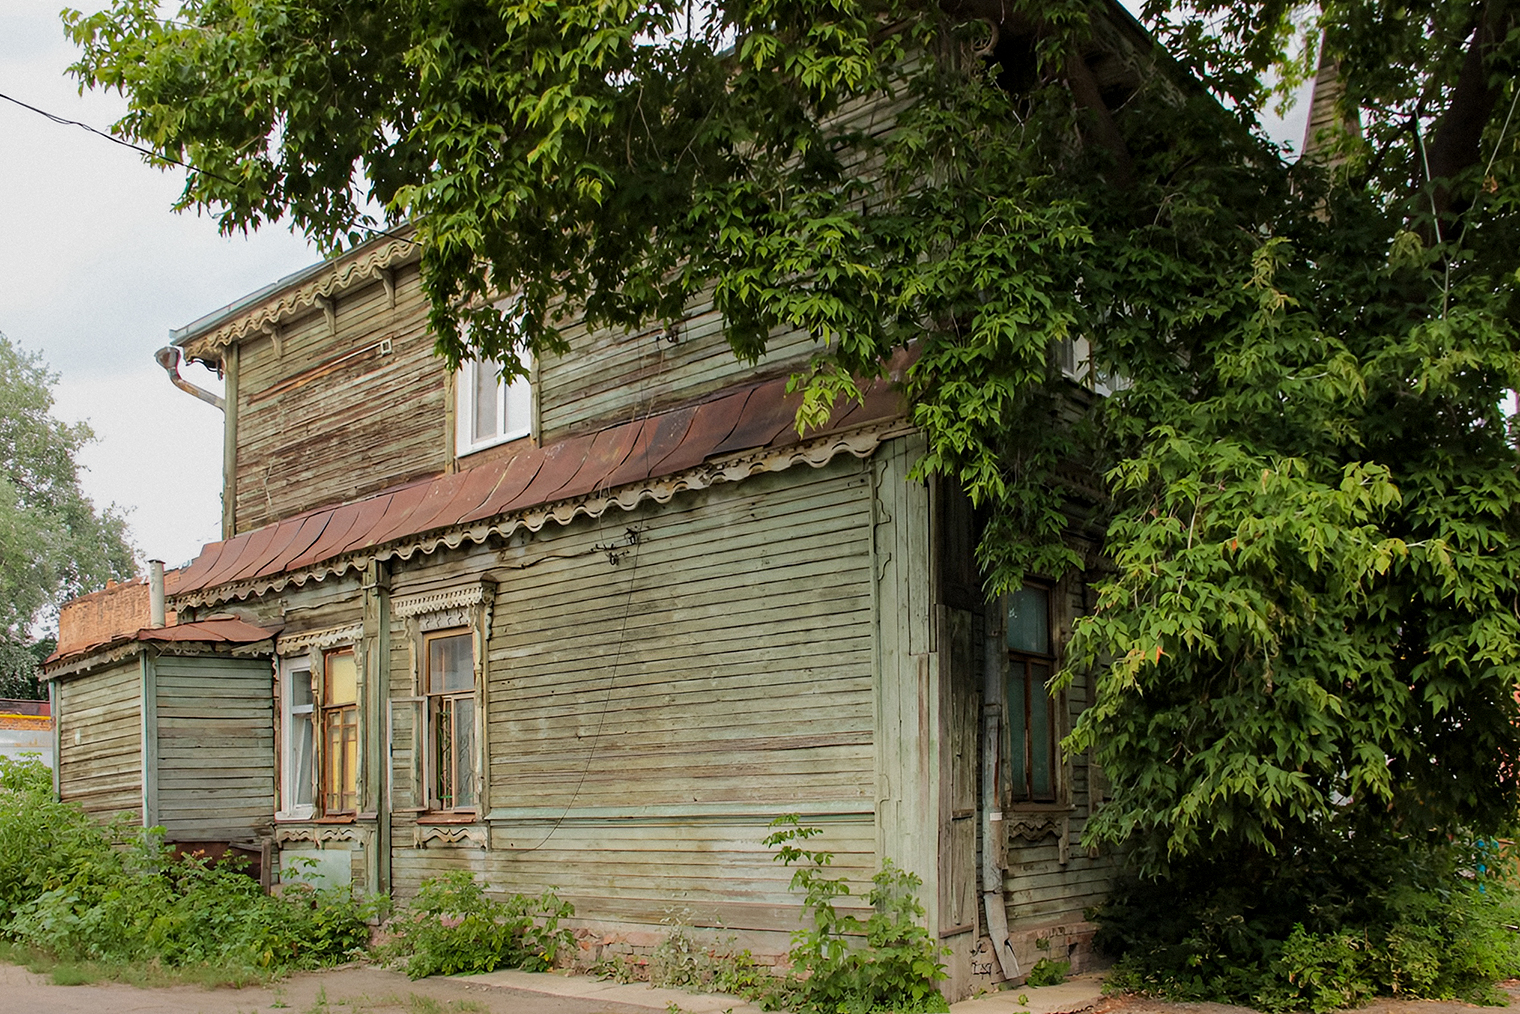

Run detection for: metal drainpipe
[[148, 560, 166, 629], [982, 625, 1020, 981], [154, 346, 225, 411]]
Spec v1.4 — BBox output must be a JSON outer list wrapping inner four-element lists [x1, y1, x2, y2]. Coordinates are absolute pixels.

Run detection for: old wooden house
[[41, 9, 1175, 1000]]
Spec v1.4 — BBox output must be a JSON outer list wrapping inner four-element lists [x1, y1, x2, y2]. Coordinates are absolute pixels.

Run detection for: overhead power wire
[[0, 89, 414, 248]]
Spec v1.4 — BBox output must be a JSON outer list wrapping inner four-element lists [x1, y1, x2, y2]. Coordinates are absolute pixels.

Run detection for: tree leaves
[[0, 334, 136, 640]]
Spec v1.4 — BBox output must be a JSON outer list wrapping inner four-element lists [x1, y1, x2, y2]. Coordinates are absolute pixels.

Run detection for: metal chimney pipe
[[149, 560, 166, 629]]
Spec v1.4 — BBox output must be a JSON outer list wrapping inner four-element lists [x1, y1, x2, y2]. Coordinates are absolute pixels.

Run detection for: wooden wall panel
[[153, 656, 275, 841], [382, 456, 881, 937], [56, 661, 142, 823], [536, 294, 819, 442], [233, 263, 446, 531]]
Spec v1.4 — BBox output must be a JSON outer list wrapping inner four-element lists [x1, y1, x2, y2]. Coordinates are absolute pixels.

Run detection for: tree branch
[[1423, 0, 1512, 237]]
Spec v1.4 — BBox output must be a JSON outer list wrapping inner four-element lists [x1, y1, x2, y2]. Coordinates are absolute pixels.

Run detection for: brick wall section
[[56, 576, 178, 656]]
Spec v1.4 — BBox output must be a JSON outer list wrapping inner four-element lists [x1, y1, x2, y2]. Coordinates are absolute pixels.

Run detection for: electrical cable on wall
[[510, 317, 678, 851]]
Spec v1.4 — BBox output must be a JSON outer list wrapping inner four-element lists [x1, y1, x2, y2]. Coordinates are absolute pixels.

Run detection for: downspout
[[154, 345, 225, 410], [148, 560, 166, 629], [154, 344, 237, 539], [982, 626, 1020, 981]]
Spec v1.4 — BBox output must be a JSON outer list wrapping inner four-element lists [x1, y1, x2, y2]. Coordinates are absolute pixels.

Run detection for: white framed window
[[278, 657, 317, 820], [456, 355, 532, 455]]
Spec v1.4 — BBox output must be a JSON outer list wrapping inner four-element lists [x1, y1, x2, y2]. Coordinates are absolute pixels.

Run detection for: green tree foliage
[[0, 333, 135, 693], [61, 0, 1520, 979]]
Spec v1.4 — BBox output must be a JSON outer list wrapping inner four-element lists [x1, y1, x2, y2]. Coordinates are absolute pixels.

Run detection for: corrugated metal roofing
[[46, 617, 279, 668], [174, 363, 910, 600]]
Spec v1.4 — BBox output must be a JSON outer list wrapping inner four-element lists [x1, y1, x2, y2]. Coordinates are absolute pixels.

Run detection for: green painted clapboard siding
[[381, 456, 879, 937], [484, 459, 875, 814], [152, 657, 274, 840], [388, 816, 879, 933], [57, 660, 142, 822]]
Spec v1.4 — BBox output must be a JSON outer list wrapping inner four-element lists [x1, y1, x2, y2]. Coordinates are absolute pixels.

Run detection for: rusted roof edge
[[171, 418, 914, 611]]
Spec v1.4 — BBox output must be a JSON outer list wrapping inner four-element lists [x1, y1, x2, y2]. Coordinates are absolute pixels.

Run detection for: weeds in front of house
[[596, 817, 948, 1013], [1098, 831, 1520, 1013], [761, 815, 949, 1014], [0, 756, 379, 983], [1025, 957, 1069, 987], [380, 870, 574, 979]]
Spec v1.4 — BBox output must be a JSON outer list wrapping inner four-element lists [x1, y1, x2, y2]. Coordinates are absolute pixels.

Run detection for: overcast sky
[[1, 2, 1309, 598]]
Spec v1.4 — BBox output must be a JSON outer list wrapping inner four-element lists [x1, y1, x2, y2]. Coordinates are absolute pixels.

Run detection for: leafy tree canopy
[[62, 0, 1520, 883], [0, 332, 136, 664]]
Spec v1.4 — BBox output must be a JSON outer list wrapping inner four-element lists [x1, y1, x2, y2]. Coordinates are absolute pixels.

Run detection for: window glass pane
[[453, 697, 477, 809], [293, 713, 314, 807], [1029, 662, 1054, 799], [428, 633, 474, 693], [472, 359, 500, 442], [326, 651, 357, 705], [1007, 662, 1028, 799], [291, 668, 313, 708], [504, 372, 531, 436], [325, 706, 358, 812], [1006, 586, 1050, 655]]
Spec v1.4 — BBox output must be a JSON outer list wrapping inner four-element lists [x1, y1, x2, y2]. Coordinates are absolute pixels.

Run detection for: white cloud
[[1, 1, 318, 573]]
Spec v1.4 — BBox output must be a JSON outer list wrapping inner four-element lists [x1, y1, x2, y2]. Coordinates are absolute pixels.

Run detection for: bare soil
[[0, 962, 655, 1014]]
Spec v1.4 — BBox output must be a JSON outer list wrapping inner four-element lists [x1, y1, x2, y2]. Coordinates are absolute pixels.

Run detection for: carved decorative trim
[[179, 418, 914, 609], [414, 824, 488, 849], [418, 607, 471, 632], [275, 823, 373, 846], [181, 238, 417, 358], [1005, 812, 1066, 843], [277, 623, 363, 654], [393, 584, 489, 619]]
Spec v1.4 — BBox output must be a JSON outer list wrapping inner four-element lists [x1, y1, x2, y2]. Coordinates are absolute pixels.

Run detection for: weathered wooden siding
[[153, 656, 275, 841], [535, 294, 820, 442], [384, 455, 881, 937], [56, 660, 142, 822], [999, 576, 1121, 972], [233, 262, 445, 532]]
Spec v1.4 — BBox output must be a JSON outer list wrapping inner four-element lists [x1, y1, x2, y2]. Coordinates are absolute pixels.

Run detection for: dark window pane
[[292, 713, 313, 807], [453, 697, 476, 809], [1029, 662, 1053, 799], [1007, 586, 1050, 655], [1007, 662, 1028, 799]]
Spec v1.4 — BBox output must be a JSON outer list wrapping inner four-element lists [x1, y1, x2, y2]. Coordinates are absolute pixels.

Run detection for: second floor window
[[1007, 584, 1058, 803], [322, 648, 359, 815], [457, 356, 531, 454]]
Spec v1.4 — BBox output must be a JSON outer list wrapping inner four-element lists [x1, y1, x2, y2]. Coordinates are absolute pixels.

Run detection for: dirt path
[[0, 962, 658, 1014], [5, 963, 1517, 1014]]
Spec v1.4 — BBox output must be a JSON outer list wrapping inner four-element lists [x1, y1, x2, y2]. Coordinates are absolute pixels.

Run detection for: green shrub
[[1026, 957, 1069, 987], [647, 924, 773, 999], [0, 758, 380, 976], [386, 871, 573, 979], [764, 815, 949, 1014], [1096, 830, 1520, 1012], [0, 756, 120, 921], [8, 830, 380, 971]]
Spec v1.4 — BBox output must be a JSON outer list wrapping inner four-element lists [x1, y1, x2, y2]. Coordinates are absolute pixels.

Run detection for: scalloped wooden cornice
[[180, 236, 419, 360]]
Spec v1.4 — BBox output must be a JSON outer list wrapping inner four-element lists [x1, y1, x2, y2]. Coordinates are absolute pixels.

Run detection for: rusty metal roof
[[134, 618, 277, 644], [174, 363, 911, 601], [46, 617, 279, 670]]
